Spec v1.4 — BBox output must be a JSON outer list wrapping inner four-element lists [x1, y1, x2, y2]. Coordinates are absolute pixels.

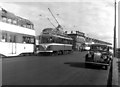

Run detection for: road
[[2, 51, 110, 85]]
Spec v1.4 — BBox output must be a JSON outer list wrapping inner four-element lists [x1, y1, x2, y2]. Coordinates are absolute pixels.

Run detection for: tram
[[36, 28, 73, 55], [0, 8, 36, 57]]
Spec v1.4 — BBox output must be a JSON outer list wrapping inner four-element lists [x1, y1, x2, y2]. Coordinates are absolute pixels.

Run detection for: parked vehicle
[[0, 8, 36, 57], [85, 44, 113, 70]]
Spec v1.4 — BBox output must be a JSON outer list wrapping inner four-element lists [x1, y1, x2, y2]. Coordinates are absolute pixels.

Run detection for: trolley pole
[[48, 8, 60, 26], [113, 0, 117, 57]]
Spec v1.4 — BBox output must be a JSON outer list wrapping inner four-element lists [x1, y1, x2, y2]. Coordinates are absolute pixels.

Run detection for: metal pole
[[48, 8, 60, 25], [113, 0, 116, 57], [39, 14, 56, 28], [47, 17, 56, 28]]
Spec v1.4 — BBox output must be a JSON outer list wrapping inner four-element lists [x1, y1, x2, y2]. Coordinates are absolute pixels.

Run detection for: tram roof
[[42, 28, 72, 40], [0, 9, 33, 25]]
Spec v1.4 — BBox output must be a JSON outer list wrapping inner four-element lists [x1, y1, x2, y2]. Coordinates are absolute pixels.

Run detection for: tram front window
[[41, 36, 54, 43]]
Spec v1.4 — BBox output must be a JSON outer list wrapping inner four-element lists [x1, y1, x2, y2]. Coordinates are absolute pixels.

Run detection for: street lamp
[[113, 0, 116, 57]]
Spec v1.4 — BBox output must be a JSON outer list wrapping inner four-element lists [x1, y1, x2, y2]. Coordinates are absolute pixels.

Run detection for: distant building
[[85, 36, 112, 45], [67, 31, 85, 51]]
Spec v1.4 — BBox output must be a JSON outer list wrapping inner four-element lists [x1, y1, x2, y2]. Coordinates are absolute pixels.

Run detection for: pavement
[[112, 57, 119, 87], [118, 58, 120, 87]]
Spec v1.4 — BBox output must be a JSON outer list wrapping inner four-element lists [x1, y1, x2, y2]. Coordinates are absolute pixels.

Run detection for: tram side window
[[23, 25, 26, 28], [69, 40, 73, 44], [1, 33, 7, 42], [9, 35, 16, 42], [23, 36, 35, 44], [23, 36, 26, 43], [63, 39, 68, 44], [23, 36, 29, 43], [9, 35, 12, 42], [13, 20, 17, 25], [43, 37, 49, 43], [67, 40, 70, 44], [63, 39, 72, 44], [56, 38, 62, 43], [27, 25, 30, 29], [30, 37, 35, 44], [49, 37, 55, 43], [8, 19, 12, 24], [13, 35, 16, 42], [41, 37, 54, 43]]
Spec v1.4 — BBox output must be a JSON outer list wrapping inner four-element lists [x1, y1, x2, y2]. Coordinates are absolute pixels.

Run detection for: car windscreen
[[90, 45, 108, 52]]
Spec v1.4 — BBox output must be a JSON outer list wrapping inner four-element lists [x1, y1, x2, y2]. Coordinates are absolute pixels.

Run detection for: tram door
[[9, 35, 16, 54], [12, 36, 16, 54], [12, 43, 16, 54]]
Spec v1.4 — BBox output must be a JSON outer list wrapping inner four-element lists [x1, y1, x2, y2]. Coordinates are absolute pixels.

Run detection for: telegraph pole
[[113, 0, 116, 57]]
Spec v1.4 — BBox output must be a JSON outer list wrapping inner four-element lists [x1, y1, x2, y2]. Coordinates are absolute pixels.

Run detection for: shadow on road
[[64, 62, 105, 70]]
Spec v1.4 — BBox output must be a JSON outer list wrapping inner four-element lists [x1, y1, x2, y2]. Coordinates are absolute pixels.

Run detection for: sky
[[0, 0, 119, 47]]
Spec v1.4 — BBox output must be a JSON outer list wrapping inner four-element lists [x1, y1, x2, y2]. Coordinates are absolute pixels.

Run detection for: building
[[67, 31, 85, 51], [85, 36, 112, 45]]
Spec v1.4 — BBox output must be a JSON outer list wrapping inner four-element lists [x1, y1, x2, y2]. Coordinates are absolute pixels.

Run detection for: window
[[9, 35, 16, 42], [1, 33, 7, 42], [23, 25, 27, 28], [23, 36, 35, 44], [30, 37, 35, 44], [13, 20, 17, 25], [9, 35, 12, 42], [13, 35, 16, 42], [8, 19, 12, 23], [23, 36, 26, 43], [2, 17, 7, 22]]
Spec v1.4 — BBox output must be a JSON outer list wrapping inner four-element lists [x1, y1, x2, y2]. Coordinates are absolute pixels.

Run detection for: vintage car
[[85, 44, 113, 70]]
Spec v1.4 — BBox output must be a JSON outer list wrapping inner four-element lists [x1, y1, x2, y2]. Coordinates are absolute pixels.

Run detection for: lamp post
[[113, 0, 117, 57]]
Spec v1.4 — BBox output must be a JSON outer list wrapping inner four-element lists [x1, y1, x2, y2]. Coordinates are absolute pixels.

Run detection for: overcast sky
[[0, 0, 118, 47]]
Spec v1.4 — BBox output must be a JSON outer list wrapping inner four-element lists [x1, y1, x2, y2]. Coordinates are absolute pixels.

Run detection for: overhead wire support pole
[[113, 0, 116, 57], [48, 8, 60, 25]]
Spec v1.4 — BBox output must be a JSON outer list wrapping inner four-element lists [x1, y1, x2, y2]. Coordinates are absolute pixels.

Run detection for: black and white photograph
[[0, 0, 120, 86]]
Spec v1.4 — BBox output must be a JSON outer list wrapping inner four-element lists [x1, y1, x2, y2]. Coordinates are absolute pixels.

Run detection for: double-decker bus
[[36, 28, 73, 55], [0, 8, 35, 57]]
